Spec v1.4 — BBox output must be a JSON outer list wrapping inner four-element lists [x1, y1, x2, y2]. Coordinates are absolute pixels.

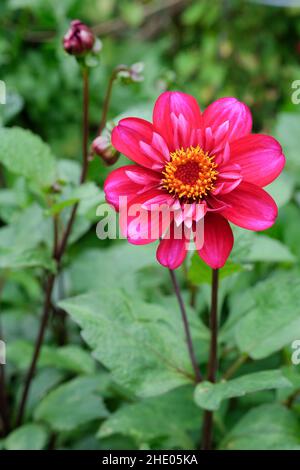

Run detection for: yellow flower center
[[162, 145, 218, 201]]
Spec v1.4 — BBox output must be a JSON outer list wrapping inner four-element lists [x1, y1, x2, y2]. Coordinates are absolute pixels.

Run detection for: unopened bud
[[117, 62, 144, 84], [63, 20, 95, 56], [129, 62, 144, 82], [92, 136, 119, 166]]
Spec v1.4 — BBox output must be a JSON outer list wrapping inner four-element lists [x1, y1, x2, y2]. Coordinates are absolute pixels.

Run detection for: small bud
[[63, 20, 95, 56], [92, 135, 119, 166], [129, 62, 144, 82], [51, 182, 62, 193], [117, 62, 144, 84]]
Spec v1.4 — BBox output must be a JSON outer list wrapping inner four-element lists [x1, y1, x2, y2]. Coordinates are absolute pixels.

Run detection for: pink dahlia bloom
[[104, 92, 285, 270]]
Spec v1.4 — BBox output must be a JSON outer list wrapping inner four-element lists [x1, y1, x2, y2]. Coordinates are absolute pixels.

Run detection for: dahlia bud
[[129, 62, 144, 82], [63, 20, 95, 56], [117, 62, 144, 84], [92, 135, 119, 166]]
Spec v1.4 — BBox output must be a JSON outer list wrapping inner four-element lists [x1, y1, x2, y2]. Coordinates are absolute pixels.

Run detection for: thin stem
[[55, 68, 89, 260], [80, 67, 90, 184], [222, 353, 248, 381], [286, 389, 300, 409], [98, 66, 127, 135], [56, 203, 78, 261], [16, 67, 90, 427], [169, 269, 202, 383], [181, 261, 198, 308], [202, 268, 219, 450], [52, 214, 59, 259], [189, 284, 198, 308], [16, 273, 55, 426], [52, 272, 68, 346]]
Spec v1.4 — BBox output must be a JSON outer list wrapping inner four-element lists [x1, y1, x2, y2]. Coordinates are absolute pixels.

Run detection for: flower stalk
[[202, 268, 219, 450], [169, 269, 202, 383], [98, 65, 128, 135]]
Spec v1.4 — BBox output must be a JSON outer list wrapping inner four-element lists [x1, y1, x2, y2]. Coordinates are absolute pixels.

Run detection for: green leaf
[[4, 424, 48, 450], [220, 404, 300, 450], [25, 368, 65, 418], [245, 235, 295, 263], [231, 228, 294, 264], [194, 370, 291, 411], [59, 289, 203, 397], [99, 386, 200, 449], [188, 253, 242, 285], [48, 182, 104, 216], [265, 171, 295, 209], [34, 376, 109, 431], [50, 345, 96, 375], [235, 271, 300, 359], [8, 340, 95, 375], [276, 366, 300, 403], [0, 204, 55, 272], [0, 204, 51, 253], [0, 91, 24, 125], [47, 197, 78, 216], [0, 247, 56, 271], [57, 158, 81, 185], [274, 113, 300, 174], [0, 127, 56, 187], [230, 228, 256, 263], [67, 244, 157, 295]]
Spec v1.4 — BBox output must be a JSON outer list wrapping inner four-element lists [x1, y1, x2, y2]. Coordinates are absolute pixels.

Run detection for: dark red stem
[[169, 269, 202, 383], [202, 268, 219, 450]]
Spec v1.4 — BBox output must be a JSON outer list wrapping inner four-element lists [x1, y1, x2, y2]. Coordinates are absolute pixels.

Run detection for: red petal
[[156, 223, 188, 269], [220, 181, 278, 231], [120, 190, 172, 245], [153, 91, 202, 151], [229, 134, 285, 187], [198, 213, 234, 269], [104, 165, 160, 210], [202, 97, 252, 144], [111, 117, 169, 170]]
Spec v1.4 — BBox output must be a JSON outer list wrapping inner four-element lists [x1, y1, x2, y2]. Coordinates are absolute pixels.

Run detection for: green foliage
[[0, 247, 56, 271], [189, 256, 243, 285], [220, 404, 300, 450], [0, 127, 56, 188], [274, 113, 300, 175], [34, 376, 109, 432], [234, 271, 300, 359], [59, 289, 203, 397], [99, 386, 200, 449], [8, 340, 95, 374], [4, 424, 49, 450], [194, 371, 291, 411]]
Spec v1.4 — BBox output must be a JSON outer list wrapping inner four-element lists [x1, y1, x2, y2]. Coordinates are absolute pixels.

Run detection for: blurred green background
[[2, 0, 300, 153]]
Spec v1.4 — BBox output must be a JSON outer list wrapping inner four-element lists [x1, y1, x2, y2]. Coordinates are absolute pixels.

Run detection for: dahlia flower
[[104, 92, 285, 269]]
